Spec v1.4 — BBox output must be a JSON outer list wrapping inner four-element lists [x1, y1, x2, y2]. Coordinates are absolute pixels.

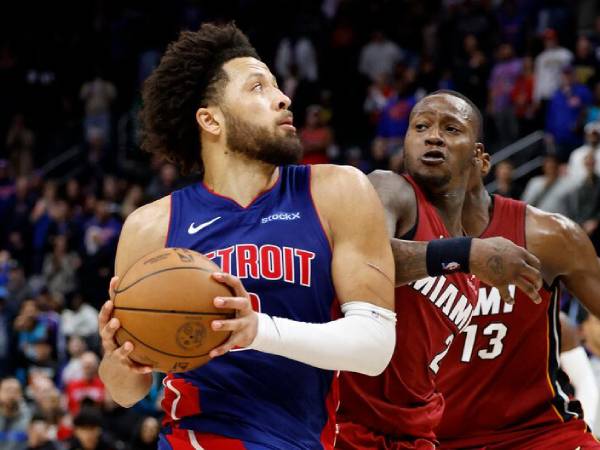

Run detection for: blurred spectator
[[0, 161, 16, 240], [495, 0, 526, 52], [533, 29, 573, 105], [275, 34, 318, 83], [84, 200, 121, 256], [32, 384, 70, 441], [345, 146, 370, 173], [376, 74, 417, 153], [568, 121, 600, 183], [64, 352, 104, 416], [66, 408, 115, 450], [25, 413, 60, 450], [545, 66, 593, 162], [488, 43, 521, 147], [60, 335, 87, 387], [129, 417, 159, 450], [573, 35, 600, 87], [358, 31, 404, 82], [80, 74, 117, 144], [65, 179, 83, 213], [0, 377, 31, 450], [80, 199, 121, 306], [42, 235, 80, 301], [145, 163, 178, 202], [61, 294, 98, 344], [565, 150, 600, 250], [120, 185, 144, 220], [6, 259, 33, 316], [299, 105, 333, 165], [521, 154, 570, 214], [370, 138, 391, 171], [5, 115, 34, 178], [0, 288, 15, 378], [100, 176, 121, 215], [454, 34, 489, 109], [13, 299, 60, 383], [511, 56, 535, 136], [587, 81, 600, 123], [492, 160, 521, 199], [364, 74, 395, 126], [5, 177, 35, 246], [29, 182, 58, 274]]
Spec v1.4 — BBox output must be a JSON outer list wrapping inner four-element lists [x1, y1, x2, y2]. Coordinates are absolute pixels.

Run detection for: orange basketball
[[112, 247, 234, 373]]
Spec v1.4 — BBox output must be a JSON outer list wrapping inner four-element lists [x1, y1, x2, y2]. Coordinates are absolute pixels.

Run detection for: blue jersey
[[161, 165, 338, 449]]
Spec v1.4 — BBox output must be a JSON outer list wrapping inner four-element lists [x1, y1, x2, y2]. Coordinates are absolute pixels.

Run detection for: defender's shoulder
[[525, 205, 577, 244]]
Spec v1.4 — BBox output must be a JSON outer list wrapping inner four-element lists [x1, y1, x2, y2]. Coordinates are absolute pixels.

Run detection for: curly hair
[[139, 22, 259, 174]]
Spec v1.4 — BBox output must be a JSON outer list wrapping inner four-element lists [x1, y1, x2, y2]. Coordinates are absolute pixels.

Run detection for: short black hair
[[140, 22, 260, 174], [73, 407, 103, 428], [420, 89, 484, 140]]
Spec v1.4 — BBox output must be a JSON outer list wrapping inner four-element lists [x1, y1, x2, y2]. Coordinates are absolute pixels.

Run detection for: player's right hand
[[470, 237, 543, 305], [98, 276, 153, 375]]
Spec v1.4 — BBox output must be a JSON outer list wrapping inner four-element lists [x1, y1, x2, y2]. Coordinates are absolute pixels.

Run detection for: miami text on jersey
[[409, 275, 473, 330]]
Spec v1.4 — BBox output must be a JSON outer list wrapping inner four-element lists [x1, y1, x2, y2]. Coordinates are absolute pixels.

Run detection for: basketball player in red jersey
[[436, 150, 600, 449], [337, 90, 543, 449]]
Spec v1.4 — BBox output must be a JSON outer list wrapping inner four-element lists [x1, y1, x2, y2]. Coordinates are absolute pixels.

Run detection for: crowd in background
[[2, 0, 600, 449]]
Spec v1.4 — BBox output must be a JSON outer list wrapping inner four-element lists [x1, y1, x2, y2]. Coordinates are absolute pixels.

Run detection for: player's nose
[[424, 125, 444, 146], [425, 136, 444, 146], [275, 90, 291, 111]]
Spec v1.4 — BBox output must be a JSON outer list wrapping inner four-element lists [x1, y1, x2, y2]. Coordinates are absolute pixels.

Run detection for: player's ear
[[472, 143, 483, 166], [196, 106, 222, 137], [480, 149, 492, 177]]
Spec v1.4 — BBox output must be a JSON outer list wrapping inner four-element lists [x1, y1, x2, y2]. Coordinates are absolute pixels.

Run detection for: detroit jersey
[[159, 165, 337, 450], [337, 175, 479, 447], [436, 195, 589, 449]]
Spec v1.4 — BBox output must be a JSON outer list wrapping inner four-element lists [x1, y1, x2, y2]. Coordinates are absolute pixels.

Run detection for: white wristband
[[249, 301, 396, 376]]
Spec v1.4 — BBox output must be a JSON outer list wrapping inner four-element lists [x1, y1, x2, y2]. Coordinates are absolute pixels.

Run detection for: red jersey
[[338, 175, 479, 447], [65, 376, 106, 415], [436, 195, 586, 449]]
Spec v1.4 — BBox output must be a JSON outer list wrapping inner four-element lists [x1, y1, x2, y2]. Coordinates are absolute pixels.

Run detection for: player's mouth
[[278, 114, 296, 132], [420, 149, 446, 166]]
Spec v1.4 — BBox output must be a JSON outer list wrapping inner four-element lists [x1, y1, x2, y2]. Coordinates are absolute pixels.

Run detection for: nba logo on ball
[[176, 321, 207, 350]]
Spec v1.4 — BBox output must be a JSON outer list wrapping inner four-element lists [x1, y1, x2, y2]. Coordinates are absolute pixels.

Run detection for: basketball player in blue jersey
[[96, 23, 397, 450]]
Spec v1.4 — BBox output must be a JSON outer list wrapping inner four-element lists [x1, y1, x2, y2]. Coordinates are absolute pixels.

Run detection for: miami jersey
[[159, 165, 337, 450], [436, 195, 588, 449], [337, 175, 479, 447]]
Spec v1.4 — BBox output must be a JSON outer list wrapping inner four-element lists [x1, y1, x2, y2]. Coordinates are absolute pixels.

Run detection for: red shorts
[[440, 420, 600, 450], [336, 421, 436, 450], [490, 428, 600, 450]]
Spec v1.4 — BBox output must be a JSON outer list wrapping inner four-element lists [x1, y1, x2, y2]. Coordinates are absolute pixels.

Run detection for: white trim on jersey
[[163, 377, 182, 421], [187, 430, 205, 450], [550, 292, 579, 419]]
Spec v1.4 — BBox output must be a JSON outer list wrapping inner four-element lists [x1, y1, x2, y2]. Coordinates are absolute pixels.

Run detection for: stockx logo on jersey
[[261, 211, 301, 224], [204, 244, 315, 286]]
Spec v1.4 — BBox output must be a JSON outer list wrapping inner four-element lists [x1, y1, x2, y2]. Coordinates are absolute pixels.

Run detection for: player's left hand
[[209, 272, 258, 358]]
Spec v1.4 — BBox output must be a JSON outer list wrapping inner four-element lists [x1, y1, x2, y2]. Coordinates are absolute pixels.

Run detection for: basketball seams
[[114, 266, 213, 298], [114, 306, 233, 316], [118, 326, 229, 359]]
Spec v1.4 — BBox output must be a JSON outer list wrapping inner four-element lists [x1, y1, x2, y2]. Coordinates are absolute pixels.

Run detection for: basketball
[[112, 247, 235, 373]]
